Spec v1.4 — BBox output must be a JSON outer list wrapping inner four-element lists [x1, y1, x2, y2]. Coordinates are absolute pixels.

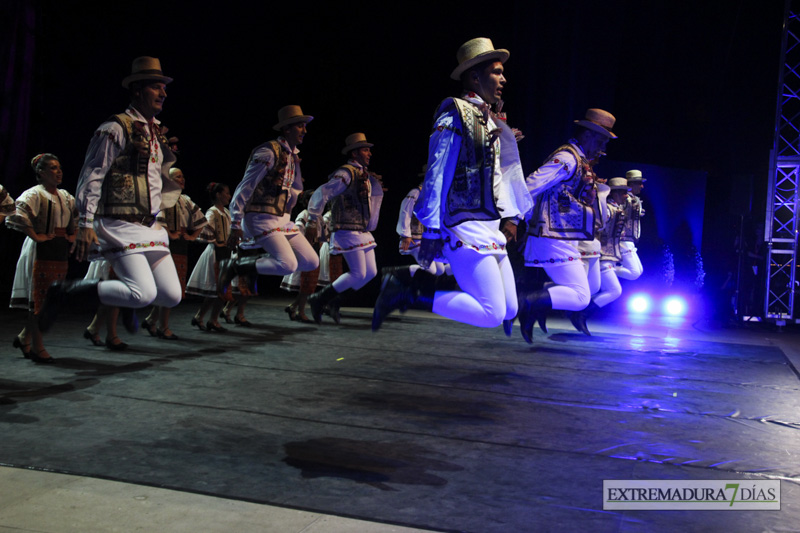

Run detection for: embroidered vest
[[331, 164, 371, 231], [410, 187, 425, 239], [528, 144, 594, 240], [247, 140, 292, 216], [621, 194, 642, 242], [599, 202, 625, 261], [96, 113, 178, 216], [442, 98, 500, 228]]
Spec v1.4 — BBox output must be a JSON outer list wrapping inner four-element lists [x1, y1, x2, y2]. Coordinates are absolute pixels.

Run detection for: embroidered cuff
[[79, 215, 94, 228], [422, 229, 441, 240]]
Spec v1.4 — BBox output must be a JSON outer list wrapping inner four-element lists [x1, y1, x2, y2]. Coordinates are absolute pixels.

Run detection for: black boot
[[566, 301, 598, 336], [309, 284, 340, 325], [518, 289, 552, 344], [326, 289, 350, 324], [503, 319, 514, 337], [217, 256, 259, 299], [38, 279, 101, 333], [372, 270, 436, 331]]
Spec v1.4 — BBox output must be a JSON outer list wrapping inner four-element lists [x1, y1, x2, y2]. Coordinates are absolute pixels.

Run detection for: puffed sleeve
[[76, 120, 126, 228], [415, 103, 461, 233], [184, 195, 209, 231], [526, 149, 577, 199], [230, 143, 276, 230], [308, 167, 351, 218], [397, 187, 419, 237], [0, 185, 14, 216], [5, 187, 42, 233]]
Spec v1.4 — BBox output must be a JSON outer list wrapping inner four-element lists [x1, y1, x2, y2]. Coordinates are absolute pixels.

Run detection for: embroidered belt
[[103, 214, 156, 226]]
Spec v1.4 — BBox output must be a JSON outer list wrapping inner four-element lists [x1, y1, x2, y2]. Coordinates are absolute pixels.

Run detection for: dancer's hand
[[72, 226, 99, 262], [227, 228, 243, 250], [418, 237, 443, 269], [400, 237, 413, 251]]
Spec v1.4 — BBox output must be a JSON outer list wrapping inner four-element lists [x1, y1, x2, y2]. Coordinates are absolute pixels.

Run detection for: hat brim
[[273, 115, 314, 131], [574, 119, 618, 139], [342, 142, 374, 155], [122, 74, 173, 89], [450, 49, 509, 80]]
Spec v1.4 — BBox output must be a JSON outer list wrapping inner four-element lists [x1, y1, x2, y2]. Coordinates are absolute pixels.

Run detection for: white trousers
[[616, 243, 643, 280], [593, 262, 623, 308], [255, 233, 319, 276], [332, 249, 377, 291], [99, 252, 181, 308], [543, 261, 591, 311], [432, 247, 516, 328]]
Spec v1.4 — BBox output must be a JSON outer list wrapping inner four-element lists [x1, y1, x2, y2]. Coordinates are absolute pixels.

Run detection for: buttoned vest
[[528, 144, 594, 240], [440, 97, 501, 228], [247, 140, 293, 216], [331, 164, 371, 231], [96, 113, 177, 216]]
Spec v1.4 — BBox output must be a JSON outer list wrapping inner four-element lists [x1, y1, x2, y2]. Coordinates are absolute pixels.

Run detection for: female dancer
[[8, 154, 76, 363], [187, 182, 231, 332]]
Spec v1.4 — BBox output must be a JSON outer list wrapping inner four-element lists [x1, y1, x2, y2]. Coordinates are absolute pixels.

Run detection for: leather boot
[[518, 289, 552, 344], [309, 284, 340, 325], [566, 301, 599, 336], [217, 256, 260, 299], [326, 289, 351, 324], [371, 270, 436, 331], [38, 279, 100, 333]]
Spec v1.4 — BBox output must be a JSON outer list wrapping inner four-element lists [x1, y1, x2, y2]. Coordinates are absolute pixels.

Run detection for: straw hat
[[608, 177, 629, 190], [342, 133, 373, 155], [625, 169, 646, 182], [273, 105, 314, 131], [122, 57, 173, 89], [574, 108, 618, 139], [450, 37, 509, 80]]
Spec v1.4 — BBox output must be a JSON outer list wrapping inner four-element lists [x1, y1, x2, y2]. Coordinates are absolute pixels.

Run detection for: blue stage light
[[663, 296, 687, 316], [628, 294, 651, 313]]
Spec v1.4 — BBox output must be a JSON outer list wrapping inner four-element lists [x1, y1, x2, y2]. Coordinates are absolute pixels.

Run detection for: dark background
[[0, 0, 786, 313]]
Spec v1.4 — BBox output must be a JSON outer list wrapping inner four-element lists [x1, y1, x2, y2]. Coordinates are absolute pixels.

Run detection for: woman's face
[[217, 186, 231, 205], [38, 159, 63, 189]]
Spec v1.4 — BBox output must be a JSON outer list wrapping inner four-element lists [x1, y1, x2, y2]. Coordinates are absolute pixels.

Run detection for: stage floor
[[1, 298, 799, 533]]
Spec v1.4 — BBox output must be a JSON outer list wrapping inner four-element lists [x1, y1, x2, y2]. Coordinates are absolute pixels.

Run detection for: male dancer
[[372, 37, 532, 330]]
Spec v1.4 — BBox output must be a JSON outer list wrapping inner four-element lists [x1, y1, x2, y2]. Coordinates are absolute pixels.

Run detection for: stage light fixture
[[628, 294, 651, 314], [663, 296, 687, 316]]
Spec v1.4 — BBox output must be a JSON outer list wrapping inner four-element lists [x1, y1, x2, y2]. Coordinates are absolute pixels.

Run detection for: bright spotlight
[[663, 296, 686, 316], [628, 294, 651, 313]]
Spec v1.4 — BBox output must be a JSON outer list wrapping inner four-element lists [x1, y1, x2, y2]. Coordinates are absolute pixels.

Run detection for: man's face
[[133, 82, 167, 118], [475, 60, 506, 104], [351, 147, 372, 167], [611, 188, 627, 205], [629, 181, 644, 195], [282, 122, 307, 148], [581, 131, 610, 160]]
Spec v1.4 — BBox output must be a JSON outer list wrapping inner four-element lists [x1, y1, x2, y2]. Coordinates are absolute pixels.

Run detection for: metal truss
[[765, 1, 800, 322]]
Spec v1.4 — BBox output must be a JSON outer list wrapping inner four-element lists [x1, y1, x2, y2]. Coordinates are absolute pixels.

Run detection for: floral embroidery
[[531, 256, 580, 265], [259, 227, 300, 237], [104, 240, 169, 255], [332, 239, 376, 253]]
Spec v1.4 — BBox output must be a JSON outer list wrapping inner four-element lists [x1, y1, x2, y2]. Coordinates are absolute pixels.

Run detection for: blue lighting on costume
[[628, 294, 652, 314], [663, 296, 687, 316]]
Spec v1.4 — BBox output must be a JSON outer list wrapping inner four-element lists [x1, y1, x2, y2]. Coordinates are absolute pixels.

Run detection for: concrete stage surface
[[1, 298, 799, 532]]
